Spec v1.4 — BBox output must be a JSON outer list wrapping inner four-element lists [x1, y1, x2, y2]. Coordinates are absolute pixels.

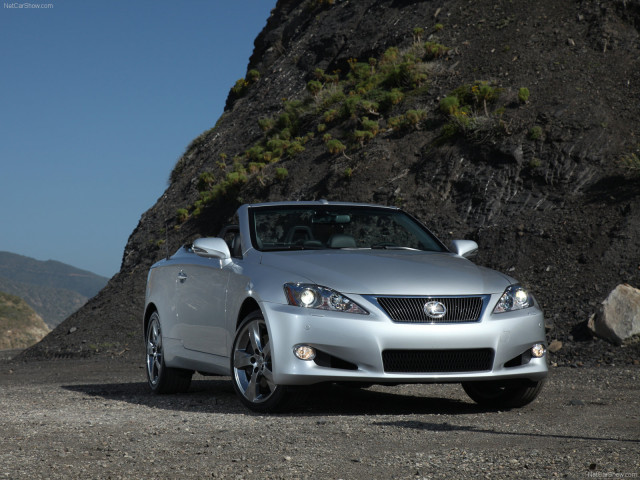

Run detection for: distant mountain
[[0, 252, 108, 328], [0, 291, 50, 350]]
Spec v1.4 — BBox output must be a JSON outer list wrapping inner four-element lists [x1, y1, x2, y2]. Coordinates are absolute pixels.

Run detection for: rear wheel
[[145, 312, 192, 394], [231, 311, 290, 412], [462, 379, 545, 408]]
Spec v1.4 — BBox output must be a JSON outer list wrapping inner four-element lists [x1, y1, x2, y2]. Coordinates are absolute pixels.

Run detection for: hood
[[260, 250, 511, 296]]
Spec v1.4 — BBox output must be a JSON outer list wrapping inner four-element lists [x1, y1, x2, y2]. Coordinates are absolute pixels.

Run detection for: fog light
[[294, 345, 316, 361], [531, 343, 546, 358]]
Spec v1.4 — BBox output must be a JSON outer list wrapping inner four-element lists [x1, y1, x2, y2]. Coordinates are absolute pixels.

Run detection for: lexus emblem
[[424, 301, 447, 319]]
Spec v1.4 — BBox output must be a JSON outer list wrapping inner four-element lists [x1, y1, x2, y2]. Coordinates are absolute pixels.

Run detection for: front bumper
[[261, 293, 548, 386]]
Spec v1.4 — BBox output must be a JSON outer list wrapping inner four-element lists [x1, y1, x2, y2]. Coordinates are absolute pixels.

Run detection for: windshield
[[249, 205, 445, 252]]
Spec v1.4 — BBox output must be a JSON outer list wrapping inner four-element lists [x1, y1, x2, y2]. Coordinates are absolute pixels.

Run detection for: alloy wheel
[[146, 315, 163, 387], [232, 317, 277, 403]]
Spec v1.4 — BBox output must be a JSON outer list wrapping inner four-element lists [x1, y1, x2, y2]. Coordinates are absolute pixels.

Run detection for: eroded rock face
[[19, 0, 640, 364], [588, 284, 640, 345]]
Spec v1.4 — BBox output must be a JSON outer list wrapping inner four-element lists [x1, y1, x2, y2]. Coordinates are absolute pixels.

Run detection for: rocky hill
[[21, 0, 639, 365], [0, 252, 108, 328], [0, 292, 50, 350]]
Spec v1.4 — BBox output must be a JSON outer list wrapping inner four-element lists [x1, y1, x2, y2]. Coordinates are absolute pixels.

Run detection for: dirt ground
[[1, 356, 638, 479]]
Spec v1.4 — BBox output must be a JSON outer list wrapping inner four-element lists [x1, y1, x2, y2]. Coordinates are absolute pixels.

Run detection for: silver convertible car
[[143, 201, 547, 412]]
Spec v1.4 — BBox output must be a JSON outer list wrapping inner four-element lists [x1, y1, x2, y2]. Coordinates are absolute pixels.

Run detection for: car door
[[177, 252, 230, 357]]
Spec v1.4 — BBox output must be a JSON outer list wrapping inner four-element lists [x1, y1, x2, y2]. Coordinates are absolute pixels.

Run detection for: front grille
[[377, 296, 485, 323], [382, 349, 494, 373]]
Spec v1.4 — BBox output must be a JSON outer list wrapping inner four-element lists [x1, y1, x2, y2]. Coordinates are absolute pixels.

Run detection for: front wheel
[[231, 311, 291, 412], [462, 379, 545, 409], [145, 312, 192, 394]]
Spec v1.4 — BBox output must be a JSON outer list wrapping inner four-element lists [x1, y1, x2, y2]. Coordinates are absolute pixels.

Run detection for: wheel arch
[[143, 303, 158, 339], [236, 297, 262, 329]]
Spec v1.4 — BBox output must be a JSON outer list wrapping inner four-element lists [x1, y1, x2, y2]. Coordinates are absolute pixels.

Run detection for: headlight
[[284, 283, 368, 315], [493, 285, 534, 313]]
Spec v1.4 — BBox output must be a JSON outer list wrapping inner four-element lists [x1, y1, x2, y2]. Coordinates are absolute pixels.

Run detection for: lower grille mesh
[[382, 349, 494, 373]]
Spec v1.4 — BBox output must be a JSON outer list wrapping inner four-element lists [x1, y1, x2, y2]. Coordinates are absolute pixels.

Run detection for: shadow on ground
[[61, 378, 639, 445], [62, 378, 483, 416]]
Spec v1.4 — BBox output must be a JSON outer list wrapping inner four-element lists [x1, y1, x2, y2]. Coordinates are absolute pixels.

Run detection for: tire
[[145, 311, 192, 394], [231, 311, 291, 413], [462, 379, 545, 409]]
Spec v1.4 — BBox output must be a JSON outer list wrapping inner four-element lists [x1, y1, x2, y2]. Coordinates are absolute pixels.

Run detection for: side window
[[220, 226, 242, 259]]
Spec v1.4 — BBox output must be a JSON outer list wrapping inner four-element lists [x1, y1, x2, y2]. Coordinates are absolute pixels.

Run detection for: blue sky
[[0, 0, 276, 278]]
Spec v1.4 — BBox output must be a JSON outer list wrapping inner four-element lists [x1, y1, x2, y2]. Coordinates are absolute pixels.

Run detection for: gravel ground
[[0, 357, 638, 479]]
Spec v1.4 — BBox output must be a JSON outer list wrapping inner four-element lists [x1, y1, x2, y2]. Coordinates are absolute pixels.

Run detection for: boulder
[[588, 284, 640, 345]]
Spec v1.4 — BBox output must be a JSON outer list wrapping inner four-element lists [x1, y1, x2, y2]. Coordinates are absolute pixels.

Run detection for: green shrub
[[440, 122, 459, 140], [247, 69, 260, 83], [231, 78, 249, 96], [387, 110, 427, 130], [472, 81, 499, 104], [313, 68, 326, 81], [231, 70, 261, 98], [284, 99, 307, 118], [528, 126, 543, 140], [424, 41, 449, 59], [276, 112, 293, 130], [323, 109, 339, 123], [326, 139, 346, 155], [385, 88, 404, 106], [258, 117, 275, 132], [245, 145, 265, 161], [341, 95, 362, 117], [380, 47, 400, 65], [288, 140, 305, 156], [529, 158, 542, 169], [275, 167, 289, 181], [413, 27, 424, 43], [319, 86, 345, 108], [439, 96, 459, 114], [405, 109, 427, 126], [267, 138, 286, 155], [307, 80, 323, 97], [518, 87, 530, 104], [387, 115, 404, 130], [248, 162, 266, 174], [450, 109, 471, 129], [360, 116, 380, 135], [226, 171, 248, 185], [621, 153, 640, 173], [197, 172, 215, 192], [353, 129, 375, 146], [176, 208, 189, 223]]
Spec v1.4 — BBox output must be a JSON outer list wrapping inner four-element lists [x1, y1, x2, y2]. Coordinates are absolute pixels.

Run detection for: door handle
[[177, 270, 188, 282]]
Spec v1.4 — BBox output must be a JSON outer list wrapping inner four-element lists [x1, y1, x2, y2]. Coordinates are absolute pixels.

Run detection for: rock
[[548, 339, 563, 353], [588, 284, 640, 345]]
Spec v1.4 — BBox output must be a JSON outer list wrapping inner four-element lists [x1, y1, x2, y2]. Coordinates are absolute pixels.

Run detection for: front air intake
[[382, 349, 494, 373]]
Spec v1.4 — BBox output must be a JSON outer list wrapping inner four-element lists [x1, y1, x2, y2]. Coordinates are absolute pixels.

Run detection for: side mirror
[[193, 237, 231, 263], [450, 239, 478, 258]]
